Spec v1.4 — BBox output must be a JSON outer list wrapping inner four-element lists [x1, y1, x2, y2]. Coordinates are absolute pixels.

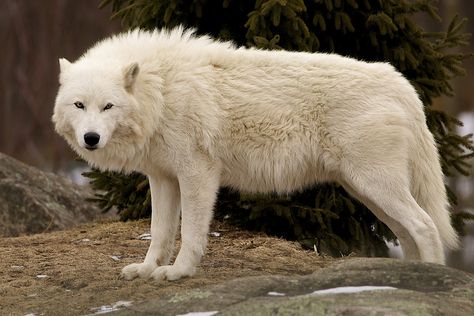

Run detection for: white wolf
[[53, 27, 458, 282]]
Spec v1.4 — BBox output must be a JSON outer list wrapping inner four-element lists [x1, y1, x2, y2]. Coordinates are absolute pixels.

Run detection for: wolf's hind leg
[[340, 164, 445, 264], [121, 174, 181, 280]]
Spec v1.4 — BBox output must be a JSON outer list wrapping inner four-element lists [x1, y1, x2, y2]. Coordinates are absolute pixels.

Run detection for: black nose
[[84, 132, 100, 147]]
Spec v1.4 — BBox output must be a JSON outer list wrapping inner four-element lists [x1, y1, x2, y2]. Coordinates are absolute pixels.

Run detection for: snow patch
[[176, 312, 218, 316], [138, 233, 152, 240], [310, 286, 397, 295], [110, 255, 122, 261], [267, 291, 286, 296], [89, 300, 133, 315]]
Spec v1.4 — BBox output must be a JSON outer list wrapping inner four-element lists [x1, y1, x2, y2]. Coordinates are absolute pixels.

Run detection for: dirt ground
[[0, 219, 337, 315]]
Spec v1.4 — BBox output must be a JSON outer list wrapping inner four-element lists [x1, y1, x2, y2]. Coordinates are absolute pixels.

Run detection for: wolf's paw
[[150, 264, 196, 282], [121, 262, 158, 280]]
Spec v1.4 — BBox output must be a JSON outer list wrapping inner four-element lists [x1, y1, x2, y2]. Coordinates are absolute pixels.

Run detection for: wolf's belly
[[217, 144, 334, 194]]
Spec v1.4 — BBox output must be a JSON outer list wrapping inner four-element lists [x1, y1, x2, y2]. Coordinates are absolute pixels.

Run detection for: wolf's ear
[[58, 58, 71, 84], [59, 58, 71, 72], [123, 62, 140, 92]]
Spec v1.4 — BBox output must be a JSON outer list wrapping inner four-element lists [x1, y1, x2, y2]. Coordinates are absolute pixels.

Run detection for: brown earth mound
[[0, 219, 336, 315]]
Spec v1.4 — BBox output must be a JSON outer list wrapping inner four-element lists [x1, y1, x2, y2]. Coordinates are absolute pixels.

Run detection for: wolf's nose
[[84, 132, 100, 146]]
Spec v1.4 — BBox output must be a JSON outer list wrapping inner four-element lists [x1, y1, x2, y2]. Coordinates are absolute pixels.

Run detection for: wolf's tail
[[410, 119, 459, 250]]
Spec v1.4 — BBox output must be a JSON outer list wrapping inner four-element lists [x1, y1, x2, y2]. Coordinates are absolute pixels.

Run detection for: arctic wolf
[[53, 27, 458, 282]]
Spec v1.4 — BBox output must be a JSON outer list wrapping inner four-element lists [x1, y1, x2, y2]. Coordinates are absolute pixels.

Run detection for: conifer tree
[[88, 0, 473, 256]]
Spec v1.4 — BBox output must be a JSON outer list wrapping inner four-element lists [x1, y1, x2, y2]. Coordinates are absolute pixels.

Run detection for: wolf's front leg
[[121, 174, 180, 280], [150, 163, 220, 282]]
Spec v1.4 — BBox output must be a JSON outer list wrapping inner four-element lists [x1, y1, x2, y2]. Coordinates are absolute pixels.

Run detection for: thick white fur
[[53, 27, 458, 282]]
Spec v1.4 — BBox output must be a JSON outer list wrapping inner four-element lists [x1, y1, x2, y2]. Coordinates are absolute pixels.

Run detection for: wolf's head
[[53, 58, 157, 171]]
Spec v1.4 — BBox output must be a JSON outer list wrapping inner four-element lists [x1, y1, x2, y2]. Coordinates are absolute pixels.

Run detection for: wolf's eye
[[103, 103, 114, 111], [74, 101, 84, 109]]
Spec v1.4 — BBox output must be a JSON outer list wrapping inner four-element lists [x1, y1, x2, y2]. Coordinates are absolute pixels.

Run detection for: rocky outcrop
[[112, 258, 474, 316], [0, 152, 104, 236]]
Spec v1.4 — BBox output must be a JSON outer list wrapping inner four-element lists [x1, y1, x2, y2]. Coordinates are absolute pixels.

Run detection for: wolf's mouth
[[85, 145, 98, 151]]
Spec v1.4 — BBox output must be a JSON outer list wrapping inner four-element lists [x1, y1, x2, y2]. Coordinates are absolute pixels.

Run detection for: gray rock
[[112, 258, 473, 316], [0, 152, 103, 236]]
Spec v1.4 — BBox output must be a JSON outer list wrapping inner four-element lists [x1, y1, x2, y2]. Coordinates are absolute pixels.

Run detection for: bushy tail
[[410, 123, 459, 250]]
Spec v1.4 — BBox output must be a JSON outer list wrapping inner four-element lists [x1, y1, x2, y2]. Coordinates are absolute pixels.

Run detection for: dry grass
[[0, 219, 337, 315]]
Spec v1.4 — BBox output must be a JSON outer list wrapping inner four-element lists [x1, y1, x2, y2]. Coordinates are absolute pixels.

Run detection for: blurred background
[[0, 0, 472, 270]]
